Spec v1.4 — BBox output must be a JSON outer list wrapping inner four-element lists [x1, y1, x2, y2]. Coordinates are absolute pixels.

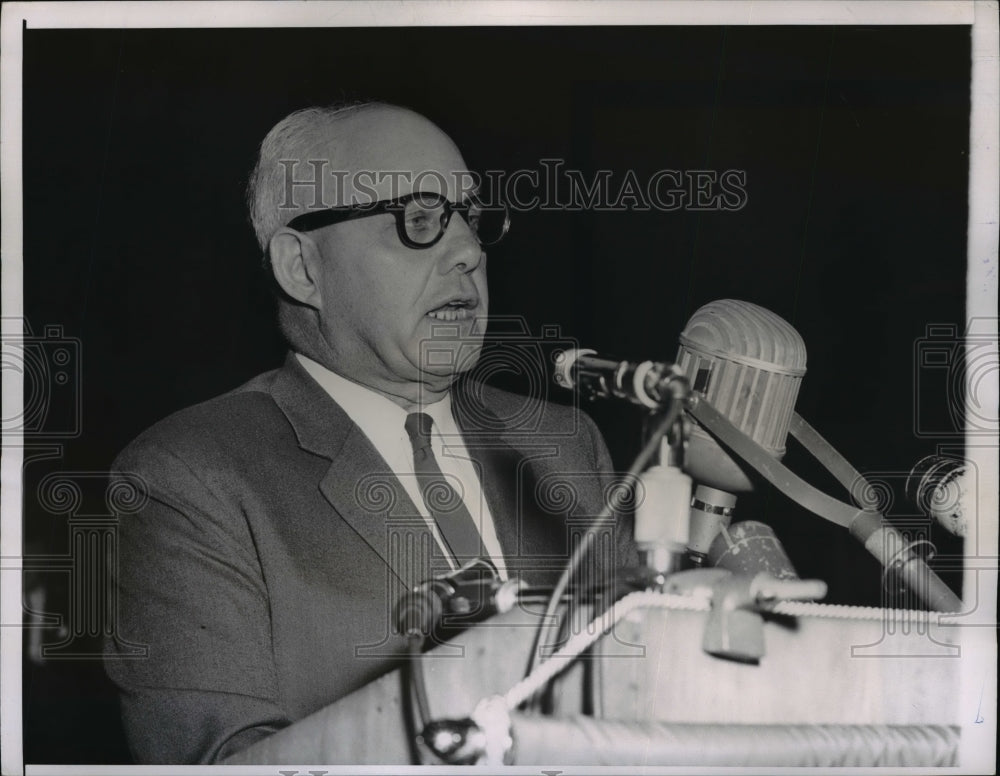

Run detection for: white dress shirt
[[296, 353, 507, 579]]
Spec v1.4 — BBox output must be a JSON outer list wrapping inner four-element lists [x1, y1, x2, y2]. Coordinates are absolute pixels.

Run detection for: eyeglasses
[[285, 191, 510, 250]]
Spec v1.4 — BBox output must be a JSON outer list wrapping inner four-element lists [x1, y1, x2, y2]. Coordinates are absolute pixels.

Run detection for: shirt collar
[[295, 353, 454, 444]]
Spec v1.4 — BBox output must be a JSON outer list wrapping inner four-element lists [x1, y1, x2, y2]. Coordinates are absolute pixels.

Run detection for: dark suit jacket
[[104, 353, 635, 763]]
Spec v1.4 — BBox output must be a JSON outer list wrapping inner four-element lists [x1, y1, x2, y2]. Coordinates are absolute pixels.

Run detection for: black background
[[21, 25, 970, 763]]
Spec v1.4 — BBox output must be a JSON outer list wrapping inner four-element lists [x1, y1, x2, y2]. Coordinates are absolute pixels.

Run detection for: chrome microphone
[[552, 349, 689, 409], [675, 299, 807, 493]]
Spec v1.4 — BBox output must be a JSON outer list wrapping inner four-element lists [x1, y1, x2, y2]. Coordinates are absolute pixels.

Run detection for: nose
[[438, 211, 485, 274]]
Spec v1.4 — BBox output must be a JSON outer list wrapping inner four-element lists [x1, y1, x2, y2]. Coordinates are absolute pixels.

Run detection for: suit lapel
[[269, 354, 431, 590], [268, 354, 572, 588]]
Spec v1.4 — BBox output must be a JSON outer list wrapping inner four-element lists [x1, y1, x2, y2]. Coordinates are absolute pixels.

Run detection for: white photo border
[[2, 2, 996, 775]]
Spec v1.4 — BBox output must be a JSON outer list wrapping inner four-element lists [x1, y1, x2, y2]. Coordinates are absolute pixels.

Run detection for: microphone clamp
[[554, 348, 690, 409]]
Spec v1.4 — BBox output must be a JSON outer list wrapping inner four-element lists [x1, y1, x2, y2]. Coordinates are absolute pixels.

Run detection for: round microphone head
[[677, 300, 807, 492], [906, 455, 969, 537]]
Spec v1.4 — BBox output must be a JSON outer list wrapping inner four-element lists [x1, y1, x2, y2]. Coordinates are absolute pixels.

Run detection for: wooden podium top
[[225, 597, 961, 765]]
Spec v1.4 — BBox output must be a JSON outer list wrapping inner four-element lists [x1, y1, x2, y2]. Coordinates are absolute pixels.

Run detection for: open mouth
[[426, 300, 477, 321]]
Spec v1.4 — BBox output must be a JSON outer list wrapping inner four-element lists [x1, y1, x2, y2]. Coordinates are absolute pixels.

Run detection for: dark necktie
[[404, 412, 483, 562]]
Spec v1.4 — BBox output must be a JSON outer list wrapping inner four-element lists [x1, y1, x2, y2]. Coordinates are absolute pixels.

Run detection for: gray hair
[[246, 98, 385, 258], [247, 99, 388, 357]]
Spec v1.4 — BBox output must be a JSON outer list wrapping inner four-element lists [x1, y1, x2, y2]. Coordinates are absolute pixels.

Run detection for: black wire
[[408, 634, 432, 727], [523, 397, 686, 687], [400, 656, 424, 764], [406, 633, 433, 764]]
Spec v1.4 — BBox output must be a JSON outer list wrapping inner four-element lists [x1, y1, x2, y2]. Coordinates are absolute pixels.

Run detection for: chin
[[411, 334, 484, 378]]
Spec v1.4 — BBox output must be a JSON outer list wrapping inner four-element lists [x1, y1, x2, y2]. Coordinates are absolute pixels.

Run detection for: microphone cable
[[408, 634, 432, 728], [404, 634, 432, 764], [523, 389, 688, 690]]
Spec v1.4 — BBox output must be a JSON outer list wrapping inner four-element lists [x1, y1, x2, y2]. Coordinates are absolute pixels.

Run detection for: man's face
[[304, 108, 489, 402]]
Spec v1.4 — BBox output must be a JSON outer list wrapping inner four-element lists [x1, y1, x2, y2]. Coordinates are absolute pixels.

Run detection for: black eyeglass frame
[[285, 191, 510, 250]]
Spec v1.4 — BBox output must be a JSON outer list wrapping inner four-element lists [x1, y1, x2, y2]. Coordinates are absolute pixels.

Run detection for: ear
[[269, 228, 324, 310]]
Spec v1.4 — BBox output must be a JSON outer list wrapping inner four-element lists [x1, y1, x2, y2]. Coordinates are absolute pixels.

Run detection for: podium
[[224, 595, 961, 766]]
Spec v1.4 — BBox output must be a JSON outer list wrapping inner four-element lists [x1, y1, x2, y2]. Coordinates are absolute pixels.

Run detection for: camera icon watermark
[[419, 317, 581, 439], [1, 319, 82, 439], [913, 318, 998, 438]]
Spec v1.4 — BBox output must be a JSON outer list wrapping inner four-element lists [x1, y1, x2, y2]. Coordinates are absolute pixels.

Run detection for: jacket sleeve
[[104, 438, 291, 763]]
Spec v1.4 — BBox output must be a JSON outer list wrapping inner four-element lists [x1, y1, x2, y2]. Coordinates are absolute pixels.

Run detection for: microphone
[[555, 301, 806, 564], [394, 559, 523, 641], [552, 302, 803, 575], [553, 349, 689, 409], [551, 300, 962, 611], [906, 455, 969, 537], [706, 520, 800, 580], [675, 299, 807, 493], [552, 301, 805, 493]]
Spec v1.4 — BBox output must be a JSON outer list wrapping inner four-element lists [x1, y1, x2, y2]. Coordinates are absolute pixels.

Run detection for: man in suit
[[104, 100, 635, 763]]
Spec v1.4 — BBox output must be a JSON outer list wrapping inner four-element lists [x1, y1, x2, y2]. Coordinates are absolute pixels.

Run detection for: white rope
[[501, 591, 924, 711], [772, 600, 886, 620], [503, 591, 679, 710]]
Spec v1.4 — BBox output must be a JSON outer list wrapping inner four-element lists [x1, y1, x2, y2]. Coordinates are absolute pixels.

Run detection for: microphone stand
[[687, 396, 962, 612]]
